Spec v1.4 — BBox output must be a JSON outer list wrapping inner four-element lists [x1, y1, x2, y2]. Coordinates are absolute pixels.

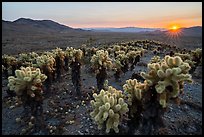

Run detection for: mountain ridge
[[2, 18, 202, 36]]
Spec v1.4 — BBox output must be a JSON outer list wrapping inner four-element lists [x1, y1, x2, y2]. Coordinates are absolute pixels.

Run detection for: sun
[[171, 26, 178, 30], [170, 25, 180, 31], [165, 24, 183, 41]]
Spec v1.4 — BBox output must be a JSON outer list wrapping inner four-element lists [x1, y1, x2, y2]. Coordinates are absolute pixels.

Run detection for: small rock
[[16, 118, 21, 123], [85, 129, 89, 133], [170, 118, 175, 123], [90, 126, 93, 129], [186, 126, 196, 133], [9, 105, 15, 109], [78, 131, 84, 135]]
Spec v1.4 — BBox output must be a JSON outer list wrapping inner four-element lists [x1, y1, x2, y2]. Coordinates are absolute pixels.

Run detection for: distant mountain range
[[2, 18, 202, 37], [82, 27, 166, 33]]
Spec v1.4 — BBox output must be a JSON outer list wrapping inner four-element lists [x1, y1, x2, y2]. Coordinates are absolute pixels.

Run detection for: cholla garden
[[89, 55, 193, 134], [4, 42, 200, 135]]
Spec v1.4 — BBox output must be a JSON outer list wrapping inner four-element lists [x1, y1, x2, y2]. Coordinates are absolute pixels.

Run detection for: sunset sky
[[2, 2, 202, 29]]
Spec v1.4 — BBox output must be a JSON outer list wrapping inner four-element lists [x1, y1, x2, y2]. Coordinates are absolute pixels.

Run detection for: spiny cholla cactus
[[113, 45, 121, 52], [123, 79, 148, 105], [126, 51, 141, 60], [52, 47, 65, 60], [70, 49, 83, 62], [114, 52, 128, 69], [191, 48, 202, 66], [191, 48, 202, 59], [174, 53, 196, 71], [65, 47, 74, 58], [90, 86, 129, 133], [140, 55, 193, 108], [18, 53, 33, 67], [36, 55, 55, 72], [150, 56, 161, 63], [7, 67, 47, 97], [90, 50, 112, 70], [2, 55, 17, 66], [19, 52, 39, 65]]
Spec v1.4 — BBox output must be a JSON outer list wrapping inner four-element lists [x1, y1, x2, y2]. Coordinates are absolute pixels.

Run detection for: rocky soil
[[2, 49, 202, 135]]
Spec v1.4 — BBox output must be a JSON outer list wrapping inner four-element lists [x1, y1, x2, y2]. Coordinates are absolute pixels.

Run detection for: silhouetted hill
[[180, 26, 202, 37], [2, 18, 83, 35]]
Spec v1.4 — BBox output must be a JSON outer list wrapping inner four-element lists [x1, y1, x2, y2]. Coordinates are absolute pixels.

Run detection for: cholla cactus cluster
[[90, 86, 129, 133], [52, 47, 65, 60], [19, 52, 39, 64], [70, 49, 83, 62], [36, 55, 55, 72], [150, 56, 161, 63], [123, 79, 148, 105], [114, 53, 128, 69], [140, 55, 193, 108], [113, 45, 121, 52], [126, 51, 141, 60], [2, 54, 17, 65], [174, 53, 196, 68], [7, 67, 47, 97], [191, 48, 202, 59], [65, 47, 74, 58], [191, 48, 202, 65], [90, 50, 112, 70], [64, 47, 83, 61]]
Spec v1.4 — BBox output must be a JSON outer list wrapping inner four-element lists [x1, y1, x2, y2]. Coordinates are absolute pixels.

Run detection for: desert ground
[[2, 31, 202, 135]]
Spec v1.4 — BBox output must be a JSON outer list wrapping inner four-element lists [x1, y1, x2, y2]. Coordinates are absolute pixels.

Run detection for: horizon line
[[2, 18, 202, 30]]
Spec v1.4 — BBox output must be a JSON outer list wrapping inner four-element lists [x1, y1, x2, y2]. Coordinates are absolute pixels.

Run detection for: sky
[[2, 2, 202, 29]]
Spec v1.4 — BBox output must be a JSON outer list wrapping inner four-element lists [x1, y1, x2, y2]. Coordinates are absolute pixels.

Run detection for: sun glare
[[165, 24, 183, 41], [170, 25, 180, 31]]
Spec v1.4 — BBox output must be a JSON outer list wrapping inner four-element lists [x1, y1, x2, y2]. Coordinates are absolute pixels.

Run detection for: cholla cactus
[[174, 53, 191, 61], [123, 79, 148, 105], [126, 51, 141, 60], [174, 52, 196, 72], [140, 55, 193, 108], [18, 53, 33, 67], [43, 51, 56, 57], [90, 86, 129, 133], [36, 55, 55, 72], [113, 45, 121, 52], [7, 67, 47, 97], [191, 48, 202, 66], [2, 54, 18, 76], [150, 56, 161, 63], [114, 53, 127, 68], [115, 50, 125, 57], [69, 48, 83, 96], [65, 47, 74, 58], [90, 50, 112, 70], [127, 50, 141, 70], [70, 49, 83, 62], [52, 47, 65, 60], [191, 48, 202, 59]]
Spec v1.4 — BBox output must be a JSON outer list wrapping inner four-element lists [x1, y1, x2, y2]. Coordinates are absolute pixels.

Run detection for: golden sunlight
[[169, 25, 180, 31], [165, 24, 183, 40]]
